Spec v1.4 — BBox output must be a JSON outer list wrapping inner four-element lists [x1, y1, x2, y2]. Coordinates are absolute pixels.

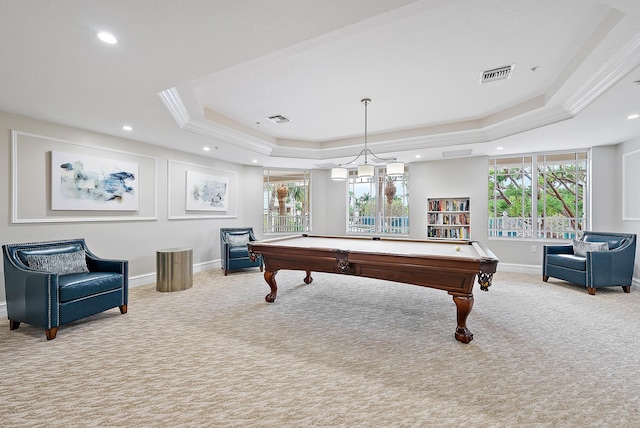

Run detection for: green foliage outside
[[489, 160, 586, 230], [349, 175, 408, 218]]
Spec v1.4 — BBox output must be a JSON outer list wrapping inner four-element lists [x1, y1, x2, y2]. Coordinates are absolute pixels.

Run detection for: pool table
[[248, 234, 498, 343]]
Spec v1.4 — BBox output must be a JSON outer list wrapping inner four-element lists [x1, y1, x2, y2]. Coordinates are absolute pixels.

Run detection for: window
[[488, 151, 588, 239], [348, 166, 409, 235], [263, 169, 311, 233]]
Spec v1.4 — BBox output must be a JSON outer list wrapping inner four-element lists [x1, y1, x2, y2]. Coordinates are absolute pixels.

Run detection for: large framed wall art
[[168, 160, 238, 219], [51, 151, 139, 211], [11, 130, 157, 223]]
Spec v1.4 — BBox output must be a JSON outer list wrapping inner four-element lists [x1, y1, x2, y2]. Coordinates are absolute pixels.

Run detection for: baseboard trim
[[496, 263, 541, 275], [0, 260, 222, 317], [0, 261, 637, 317], [497, 263, 640, 287], [129, 259, 221, 288]]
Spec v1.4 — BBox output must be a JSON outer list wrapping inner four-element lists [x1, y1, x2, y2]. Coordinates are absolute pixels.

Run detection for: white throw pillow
[[572, 239, 609, 257], [227, 232, 250, 247]]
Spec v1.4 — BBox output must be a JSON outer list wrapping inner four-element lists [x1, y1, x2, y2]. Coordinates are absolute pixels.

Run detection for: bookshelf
[[427, 197, 470, 240]]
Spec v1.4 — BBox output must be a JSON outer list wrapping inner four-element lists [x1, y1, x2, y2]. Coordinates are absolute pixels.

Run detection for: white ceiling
[[1, 0, 640, 170]]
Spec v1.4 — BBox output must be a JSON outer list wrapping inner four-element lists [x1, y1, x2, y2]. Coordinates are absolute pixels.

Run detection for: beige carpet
[[1, 269, 639, 427]]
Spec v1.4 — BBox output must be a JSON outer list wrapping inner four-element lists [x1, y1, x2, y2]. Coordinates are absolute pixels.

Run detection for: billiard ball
[[454, 246, 461, 251]]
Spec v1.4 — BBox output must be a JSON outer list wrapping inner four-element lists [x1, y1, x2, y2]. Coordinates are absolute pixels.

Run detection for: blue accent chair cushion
[[543, 231, 636, 295], [2, 239, 128, 339], [220, 227, 263, 275]]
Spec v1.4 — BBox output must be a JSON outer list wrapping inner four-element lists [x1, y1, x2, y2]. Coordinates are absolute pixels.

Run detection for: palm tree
[[276, 184, 288, 216], [384, 177, 397, 217]]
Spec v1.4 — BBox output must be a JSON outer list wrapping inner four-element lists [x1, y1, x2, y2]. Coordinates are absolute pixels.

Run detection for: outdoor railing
[[488, 216, 584, 239], [265, 213, 580, 238], [349, 215, 409, 235], [264, 214, 310, 233]]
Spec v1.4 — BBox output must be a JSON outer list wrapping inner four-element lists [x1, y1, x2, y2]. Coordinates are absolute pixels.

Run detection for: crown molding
[[270, 103, 573, 161], [565, 30, 640, 114], [158, 88, 275, 156], [159, 21, 637, 164], [158, 87, 190, 128]]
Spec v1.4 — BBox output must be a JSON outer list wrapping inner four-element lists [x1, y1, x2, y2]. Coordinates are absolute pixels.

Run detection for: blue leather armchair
[[2, 239, 128, 339], [543, 231, 637, 295], [220, 227, 263, 275]]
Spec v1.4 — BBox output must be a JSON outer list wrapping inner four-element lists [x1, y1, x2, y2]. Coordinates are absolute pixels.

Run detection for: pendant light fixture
[[331, 98, 404, 180]]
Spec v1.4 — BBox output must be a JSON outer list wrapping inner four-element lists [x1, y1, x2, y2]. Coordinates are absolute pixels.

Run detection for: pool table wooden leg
[[451, 294, 474, 344], [303, 270, 313, 284], [264, 270, 279, 302]]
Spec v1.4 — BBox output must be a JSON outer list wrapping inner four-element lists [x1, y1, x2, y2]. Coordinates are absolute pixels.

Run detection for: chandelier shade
[[357, 163, 375, 178], [331, 98, 404, 180], [330, 167, 348, 180], [386, 161, 405, 176]]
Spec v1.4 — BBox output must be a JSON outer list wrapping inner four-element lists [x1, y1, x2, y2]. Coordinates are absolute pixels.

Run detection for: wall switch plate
[[531, 245, 537, 253]]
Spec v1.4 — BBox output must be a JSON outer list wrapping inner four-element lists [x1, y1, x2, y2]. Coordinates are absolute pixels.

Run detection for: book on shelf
[[427, 197, 470, 240], [428, 198, 470, 212]]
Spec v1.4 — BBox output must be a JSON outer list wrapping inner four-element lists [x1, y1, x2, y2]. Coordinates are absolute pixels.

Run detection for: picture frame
[[51, 151, 139, 211], [167, 160, 238, 220], [11, 130, 157, 223], [185, 171, 229, 211]]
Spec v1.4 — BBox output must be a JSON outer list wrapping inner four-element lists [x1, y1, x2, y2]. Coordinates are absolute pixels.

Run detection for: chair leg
[[587, 287, 596, 295], [542, 275, 549, 282], [45, 327, 58, 340], [622, 286, 631, 293], [9, 320, 20, 330], [119, 304, 128, 314]]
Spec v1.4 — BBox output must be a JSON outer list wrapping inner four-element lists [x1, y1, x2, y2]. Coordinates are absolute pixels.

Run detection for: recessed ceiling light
[[203, 147, 210, 151], [122, 125, 132, 131], [252, 160, 258, 163], [415, 155, 421, 159], [627, 114, 640, 120], [97, 32, 118, 44], [496, 146, 504, 150]]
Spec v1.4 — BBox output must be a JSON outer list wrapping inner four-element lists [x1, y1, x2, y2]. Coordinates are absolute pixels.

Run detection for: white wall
[[408, 157, 488, 243], [486, 144, 622, 273], [312, 147, 635, 277], [619, 136, 640, 279], [318, 169, 349, 236], [0, 111, 258, 303], [309, 169, 328, 234], [2, 109, 639, 309], [242, 165, 268, 240], [404, 145, 628, 275], [591, 145, 619, 231]]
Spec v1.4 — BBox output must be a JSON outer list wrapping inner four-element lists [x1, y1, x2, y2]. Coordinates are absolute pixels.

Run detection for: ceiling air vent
[[480, 64, 515, 83], [267, 114, 290, 124], [442, 149, 472, 158]]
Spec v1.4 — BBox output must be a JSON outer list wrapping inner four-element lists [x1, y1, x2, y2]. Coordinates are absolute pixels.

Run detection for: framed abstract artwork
[[185, 171, 229, 211], [51, 151, 139, 211], [167, 160, 237, 219]]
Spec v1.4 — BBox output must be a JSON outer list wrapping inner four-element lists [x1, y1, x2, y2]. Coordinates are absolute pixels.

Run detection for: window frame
[[488, 150, 589, 240], [263, 169, 311, 234], [346, 165, 409, 236]]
